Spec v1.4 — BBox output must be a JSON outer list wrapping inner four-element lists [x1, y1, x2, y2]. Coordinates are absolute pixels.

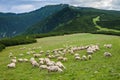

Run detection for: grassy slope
[[0, 33, 120, 80], [93, 16, 120, 32]]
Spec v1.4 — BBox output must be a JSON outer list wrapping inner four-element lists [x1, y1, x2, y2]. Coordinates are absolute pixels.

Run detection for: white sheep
[[23, 58, 28, 62], [47, 66, 63, 73], [63, 57, 68, 61], [7, 62, 16, 68], [39, 60, 44, 65], [39, 65, 48, 69], [104, 44, 112, 48], [31, 60, 39, 67], [75, 56, 81, 60], [88, 55, 92, 60], [46, 61, 55, 66], [56, 61, 66, 69], [11, 59, 17, 63], [57, 56, 64, 61], [82, 55, 87, 61], [30, 57, 35, 62], [74, 53, 79, 57], [104, 52, 112, 57], [33, 54, 41, 58], [18, 58, 24, 62]]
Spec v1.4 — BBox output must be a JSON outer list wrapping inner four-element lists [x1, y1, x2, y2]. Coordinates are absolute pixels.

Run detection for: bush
[[0, 43, 5, 51], [0, 36, 37, 46], [92, 31, 120, 36]]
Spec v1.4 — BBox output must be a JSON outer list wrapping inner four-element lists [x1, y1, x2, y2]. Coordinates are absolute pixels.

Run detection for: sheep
[[47, 66, 63, 73], [46, 61, 55, 66], [26, 52, 31, 55], [74, 53, 79, 57], [40, 51, 44, 54], [39, 60, 44, 65], [56, 61, 66, 69], [44, 58, 50, 63], [7, 62, 16, 68], [31, 60, 39, 67], [75, 56, 81, 60], [82, 55, 87, 61], [39, 58, 44, 61], [30, 57, 35, 62], [18, 58, 24, 62], [63, 57, 68, 61], [88, 55, 92, 60], [57, 56, 64, 61], [11, 59, 17, 63], [33, 54, 41, 58], [104, 44, 112, 48], [23, 58, 28, 62], [39, 65, 48, 70], [104, 52, 112, 57], [87, 49, 94, 54]]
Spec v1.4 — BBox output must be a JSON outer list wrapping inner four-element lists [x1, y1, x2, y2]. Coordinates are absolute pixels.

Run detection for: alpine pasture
[[0, 33, 120, 80]]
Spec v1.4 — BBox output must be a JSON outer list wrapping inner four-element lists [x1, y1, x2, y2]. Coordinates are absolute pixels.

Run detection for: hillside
[[0, 4, 120, 37], [0, 4, 69, 38], [25, 6, 120, 34], [0, 33, 120, 80]]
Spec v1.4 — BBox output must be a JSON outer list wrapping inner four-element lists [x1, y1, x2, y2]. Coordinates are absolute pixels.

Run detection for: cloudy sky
[[0, 0, 120, 13]]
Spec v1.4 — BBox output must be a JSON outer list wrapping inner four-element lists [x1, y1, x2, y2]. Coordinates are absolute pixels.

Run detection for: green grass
[[0, 33, 120, 80], [93, 16, 120, 32]]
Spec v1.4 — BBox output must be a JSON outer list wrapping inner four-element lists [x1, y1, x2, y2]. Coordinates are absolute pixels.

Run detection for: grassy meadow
[[0, 33, 120, 80]]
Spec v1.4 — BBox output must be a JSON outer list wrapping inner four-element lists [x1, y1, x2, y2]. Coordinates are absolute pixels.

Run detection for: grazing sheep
[[63, 57, 68, 61], [7, 62, 16, 68], [75, 56, 81, 60], [88, 55, 92, 60], [104, 52, 112, 57], [56, 61, 66, 69], [104, 44, 112, 48], [82, 55, 87, 61], [33, 54, 41, 58], [23, 58, 28, 62], [40, 51, 44, 54], [39, 58, 44, 61], [26, 52, 31, 55], [18, 58, 24, 62], [31, 60, 39, 67], [87, 49, 94, 54], [46, 61, 55, 66], [74, 53, 79, 57], [39, 60, 44, 65], [57, 56, 64, 61], [39, 65, 48, 69], [11, 59, 17, 63], [30, 57, 35, 62], [47, 66, 63, 73]]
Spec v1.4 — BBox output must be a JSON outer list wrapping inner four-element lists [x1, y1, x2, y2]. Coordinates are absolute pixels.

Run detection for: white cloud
[[10, 4, 35, 13], [0, 0, 120, 13]]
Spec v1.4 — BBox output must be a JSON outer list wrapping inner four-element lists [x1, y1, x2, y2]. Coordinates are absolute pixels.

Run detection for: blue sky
[[0, 0, 120, 13]]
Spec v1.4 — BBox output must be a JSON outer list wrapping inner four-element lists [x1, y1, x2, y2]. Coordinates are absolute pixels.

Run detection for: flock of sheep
[[7, 43, 112, 73]]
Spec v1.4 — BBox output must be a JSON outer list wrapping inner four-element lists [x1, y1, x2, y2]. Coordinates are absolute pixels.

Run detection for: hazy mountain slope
[[25, 6, 120, 34], [0, 4, 69, 38]]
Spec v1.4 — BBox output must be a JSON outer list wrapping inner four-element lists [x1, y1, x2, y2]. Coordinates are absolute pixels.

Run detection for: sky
[[0, 0, 120, 13]]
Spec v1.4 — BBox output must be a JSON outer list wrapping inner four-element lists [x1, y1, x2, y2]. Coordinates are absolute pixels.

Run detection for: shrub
[[0, 43, 5, 51]]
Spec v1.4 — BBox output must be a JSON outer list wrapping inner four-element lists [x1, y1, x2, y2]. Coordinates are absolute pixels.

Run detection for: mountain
[[0, 4, 69, 38], [0, 4, 120, 38], [25, 6, 120, 34]]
